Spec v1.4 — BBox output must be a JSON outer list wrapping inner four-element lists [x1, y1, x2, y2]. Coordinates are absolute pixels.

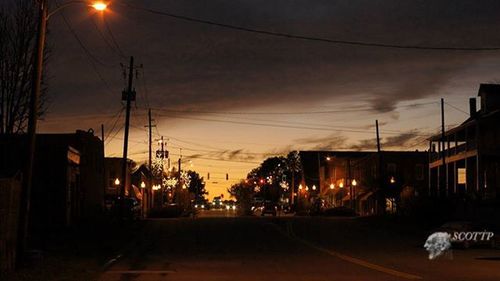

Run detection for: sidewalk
[[2, 218, 144, 281]]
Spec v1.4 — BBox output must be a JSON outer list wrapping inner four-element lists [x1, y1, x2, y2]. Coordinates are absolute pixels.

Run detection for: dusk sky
[[38, 0, 500, 198]]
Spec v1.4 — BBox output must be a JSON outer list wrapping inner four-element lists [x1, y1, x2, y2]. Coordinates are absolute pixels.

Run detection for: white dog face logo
[[424, 232, 452, 260]]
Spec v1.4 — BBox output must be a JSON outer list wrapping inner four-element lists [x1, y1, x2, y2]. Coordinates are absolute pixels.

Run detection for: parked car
[[110, 197, 141, 219], [225, 200, 237, 210], [261, 202, 277, 216]]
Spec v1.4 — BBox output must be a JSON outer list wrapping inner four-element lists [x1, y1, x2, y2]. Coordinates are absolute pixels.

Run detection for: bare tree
[[0, 0, 49, 134]]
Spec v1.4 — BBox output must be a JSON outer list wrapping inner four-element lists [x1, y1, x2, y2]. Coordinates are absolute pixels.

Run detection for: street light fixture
[[140, 181, 146, 188], [330, 183, 335, 190], [91, 1, 107, 11], [352, 179, 357, 186], [114, 178, 120, 186]]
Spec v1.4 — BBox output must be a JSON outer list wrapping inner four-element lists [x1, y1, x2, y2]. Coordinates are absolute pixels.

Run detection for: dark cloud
[[349, 138, 377, 151], [42, 0, 500, 121], [295, 134, 348, 151], [349, 130, 427, 150]]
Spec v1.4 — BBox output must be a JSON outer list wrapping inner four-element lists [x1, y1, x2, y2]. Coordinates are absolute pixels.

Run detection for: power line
[[445, 101, 469, 115], [143, 102, 437, 116], [91, 17, 126, 60], [57, 6, 117, 69], [103, 16, 127, 59], [153, 113, 432, 136], [121, 3, 500, 51], [57, 5, 118, 100], [104, 107, 125, 144]]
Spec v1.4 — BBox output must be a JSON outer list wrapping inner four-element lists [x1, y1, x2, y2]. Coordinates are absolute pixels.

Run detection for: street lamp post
[[21, 0, 107, 258]]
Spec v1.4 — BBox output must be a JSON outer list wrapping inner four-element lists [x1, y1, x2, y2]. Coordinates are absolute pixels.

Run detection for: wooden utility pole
[[19, 0, 48, 258], [144, 109, 155, 210], [101, 123, 106, 211], [441, 98, 447, 195], [376, 120, 381, 153], [178, 148, 182, 175], [147, 109, 153, 172], [120, 56, 135, 214], [376, 120, 383, 214]]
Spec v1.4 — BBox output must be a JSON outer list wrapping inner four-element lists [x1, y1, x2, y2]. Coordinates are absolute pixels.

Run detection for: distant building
[[299, 150, 427, 215], [351, 151, 427, 215], [429, 84, 500, 202], [0, 129, 104, 229], [104, 157, 135, 198], [131, 164, 154, 214]]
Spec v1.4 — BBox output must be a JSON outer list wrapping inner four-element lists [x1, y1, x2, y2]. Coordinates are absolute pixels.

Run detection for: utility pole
[[101, 123, 106, 211], [376, 120, 383, 214], [120, 56, 136, 215], [101, 124, 105, 142], [376, 120, 381, 153], [145, 109, 155, 210], [19, 0, 47, 257], [178, 148, 182, 176], [147, 109, 153, 172], [441, 98, 447, 196]]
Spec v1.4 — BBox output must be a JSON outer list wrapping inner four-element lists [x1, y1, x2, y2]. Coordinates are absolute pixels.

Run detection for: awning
[[132, 185, 143, 200]]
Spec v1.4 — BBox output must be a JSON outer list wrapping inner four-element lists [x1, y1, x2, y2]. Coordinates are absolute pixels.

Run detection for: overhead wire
[[142, 102, 437, 116], [103, 16, 127, 59], [153, 113, 433, 136], [90, 17, 125, 60], [56, 2, 118, 102], [445, 101, 469, 115], [120, 3, 500, 51]]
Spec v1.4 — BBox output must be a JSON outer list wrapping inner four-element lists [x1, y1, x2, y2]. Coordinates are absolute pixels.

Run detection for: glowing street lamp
[[352, 179, 357, 186], [312, 185, 317, 191], [140, 181, 146, 188], [330, 183, 335, 190], [390, 176, 396, 184], [91, 1, 107, 11], [114, 178, 120, 186], [339, 182, 344, 188], [305, 186, 309, 191]]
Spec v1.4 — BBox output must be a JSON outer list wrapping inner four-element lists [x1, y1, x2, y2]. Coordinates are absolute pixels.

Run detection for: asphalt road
[[99, 214, 500, 281]]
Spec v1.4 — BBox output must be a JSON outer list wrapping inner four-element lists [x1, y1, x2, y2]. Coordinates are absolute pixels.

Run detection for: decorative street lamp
[[390, 176, 396, 184], [114, 178, 120, 186]]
